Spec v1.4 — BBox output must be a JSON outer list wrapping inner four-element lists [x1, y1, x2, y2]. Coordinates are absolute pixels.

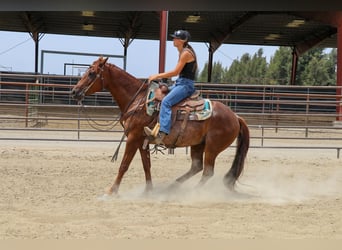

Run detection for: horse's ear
[[99, 57, 108, 67]]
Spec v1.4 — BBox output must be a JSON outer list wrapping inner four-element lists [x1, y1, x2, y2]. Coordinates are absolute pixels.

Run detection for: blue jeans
[[159, 77, 195, 134]]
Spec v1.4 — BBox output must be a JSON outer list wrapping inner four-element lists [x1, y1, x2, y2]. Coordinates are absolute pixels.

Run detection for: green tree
[[301, 57, 328, 85], [325, 48, 337, 85], [197, 62, 208, 82], [223, 50, 267, 84], [266, 46, 292, 85], [198, 46, 337, 86], [247, 48, 267, 84], [296, 48, 324, 85], [224, 59, 242, 83], [223, 53, 251, 84], [211, 61, 225, 83], [197, 61, 226, 83], [298, 48, 337, 86]]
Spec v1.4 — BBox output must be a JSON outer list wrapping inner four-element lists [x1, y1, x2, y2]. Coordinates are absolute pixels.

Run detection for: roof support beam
[[117, 12, 142, 71], [294, 11, 342, 27], [294, 27, 337, 56], [206, 12, 256, 82], [209, 12, 257, 53], [159, 11, 168, 74], [21, 12, 45, 74], [207, 42, 214, 82], [290, 48, 298, 85]]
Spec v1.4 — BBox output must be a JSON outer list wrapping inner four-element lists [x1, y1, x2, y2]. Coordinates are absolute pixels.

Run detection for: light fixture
[[265, 34, 281, 40], [185, 14, 201, 23], [82, 24, 94, 31], [286, 19, 305, 28], [81, 11, 95, 17]]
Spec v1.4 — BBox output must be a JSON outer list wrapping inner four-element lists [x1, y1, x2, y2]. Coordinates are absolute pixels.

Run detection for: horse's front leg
[[139, 144, 152, 193], [107, 137, 139, 195]]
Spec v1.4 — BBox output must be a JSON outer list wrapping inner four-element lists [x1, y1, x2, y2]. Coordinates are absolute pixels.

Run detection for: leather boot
[[144, 126, 153, 137], [154, 131, 166, 145], [144, 126, 166, 144]]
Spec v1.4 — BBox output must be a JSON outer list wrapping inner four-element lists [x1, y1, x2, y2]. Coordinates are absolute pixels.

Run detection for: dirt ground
[[1, 131, 342, 239]]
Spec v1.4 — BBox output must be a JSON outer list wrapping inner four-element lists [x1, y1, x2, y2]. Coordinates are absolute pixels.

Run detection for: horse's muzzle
[[71, 87, 84, 101]]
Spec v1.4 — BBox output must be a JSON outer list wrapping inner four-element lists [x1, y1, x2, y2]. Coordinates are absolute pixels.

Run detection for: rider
[[144, 29, 198, 144]]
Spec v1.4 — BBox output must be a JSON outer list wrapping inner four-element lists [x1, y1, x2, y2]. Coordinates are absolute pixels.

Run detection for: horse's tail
[[223, 116, 250, 190]]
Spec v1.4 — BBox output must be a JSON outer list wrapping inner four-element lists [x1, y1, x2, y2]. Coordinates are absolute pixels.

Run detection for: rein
[[119, 79, 148, 123], [81, 64, 105, 98], [111, 79, 149, 162], [77, 103, 121, 131], [78, 63, 150, 162]]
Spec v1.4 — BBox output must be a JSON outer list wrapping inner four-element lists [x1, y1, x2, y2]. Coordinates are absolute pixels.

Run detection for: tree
[[266, 47, 292, 85], [197, 61, 226, 83], [197, 62, 208, 82], [246, 48, 267, 84], [224, 59, 242, 83], [301, 57, 328, 86], [297, 48, 337, 86], [223, 50, 267, 84], [197, 46, 337, 86], [211, 61, 225, 83], [222, 53, 250, 84], [325, 48, 337, 86]]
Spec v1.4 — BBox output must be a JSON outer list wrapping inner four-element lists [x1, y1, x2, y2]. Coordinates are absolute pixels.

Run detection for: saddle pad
[[146, 84, 213, 121], [176, 99, 213, 121], [146, 82, 160, 116]]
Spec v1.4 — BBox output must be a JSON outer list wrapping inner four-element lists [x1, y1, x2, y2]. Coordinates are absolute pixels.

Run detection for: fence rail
[[1, 72, 342, 158]]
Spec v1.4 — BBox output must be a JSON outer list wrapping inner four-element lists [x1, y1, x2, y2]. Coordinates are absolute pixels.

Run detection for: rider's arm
[[148, 50, 193, 82]]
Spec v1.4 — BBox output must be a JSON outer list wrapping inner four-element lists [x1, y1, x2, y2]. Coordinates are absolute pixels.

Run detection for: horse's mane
[[106, 62, 149, 94], [107, 63, 146, 85]]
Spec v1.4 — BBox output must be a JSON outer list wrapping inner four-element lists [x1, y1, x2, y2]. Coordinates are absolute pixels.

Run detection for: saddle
[[146, 82, 212, 121], [144, 82, 213, 149]]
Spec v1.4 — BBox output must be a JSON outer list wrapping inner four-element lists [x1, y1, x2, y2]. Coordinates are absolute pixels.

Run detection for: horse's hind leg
[[173, 143, 205, 187]]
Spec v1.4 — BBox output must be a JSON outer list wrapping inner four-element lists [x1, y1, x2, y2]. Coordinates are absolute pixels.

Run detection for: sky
[[0, 30, 279, 79]]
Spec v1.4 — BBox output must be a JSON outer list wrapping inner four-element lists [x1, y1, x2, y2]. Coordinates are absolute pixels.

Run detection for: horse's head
[[71, 56, 109, 101]]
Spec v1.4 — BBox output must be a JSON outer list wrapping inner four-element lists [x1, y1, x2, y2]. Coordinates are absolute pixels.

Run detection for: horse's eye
[[88, 70, 96, 80]]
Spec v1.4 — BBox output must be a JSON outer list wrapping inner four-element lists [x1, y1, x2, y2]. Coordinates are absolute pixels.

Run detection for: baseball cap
[[170, 30, 190, 41]]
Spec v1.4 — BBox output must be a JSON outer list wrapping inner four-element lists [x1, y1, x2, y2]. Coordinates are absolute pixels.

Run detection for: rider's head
[[170, 30, 191, 42]]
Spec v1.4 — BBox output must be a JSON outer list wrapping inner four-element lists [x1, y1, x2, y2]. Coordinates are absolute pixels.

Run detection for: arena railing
[[1, 73, 342, 158]]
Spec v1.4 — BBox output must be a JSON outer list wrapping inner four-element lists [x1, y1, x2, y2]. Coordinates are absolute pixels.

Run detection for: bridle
[[75, 61, 151, 161], [79, 63, 106, 101]]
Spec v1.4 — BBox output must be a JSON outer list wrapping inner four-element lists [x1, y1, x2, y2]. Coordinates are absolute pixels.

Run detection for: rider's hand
[[148, 74, 159, 83]]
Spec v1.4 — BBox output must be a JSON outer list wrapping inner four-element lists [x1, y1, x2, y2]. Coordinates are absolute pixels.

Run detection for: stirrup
[[144, 123, 160, 137], [143, 124, 166, 145], [154, 132, 166, 144]]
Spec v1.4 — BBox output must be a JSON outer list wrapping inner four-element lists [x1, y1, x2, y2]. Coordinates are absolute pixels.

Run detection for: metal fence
[[1, 72, 342, 158]]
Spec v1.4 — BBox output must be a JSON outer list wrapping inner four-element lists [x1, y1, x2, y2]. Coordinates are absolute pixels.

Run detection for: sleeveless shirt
[[179, 48, 197, 80]]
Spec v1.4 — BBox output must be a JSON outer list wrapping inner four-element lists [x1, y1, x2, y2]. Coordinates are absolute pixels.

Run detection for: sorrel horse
[[71, 57, 250, 195]]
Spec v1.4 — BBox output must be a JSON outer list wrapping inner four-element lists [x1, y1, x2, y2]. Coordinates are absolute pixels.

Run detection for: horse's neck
[[106, 66, 144, 112]]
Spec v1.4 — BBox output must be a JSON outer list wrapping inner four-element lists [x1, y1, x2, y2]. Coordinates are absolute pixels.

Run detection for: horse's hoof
[[167, 181, 181, 192], [98, 193, 120, 201], [98, 193, 112, 201]]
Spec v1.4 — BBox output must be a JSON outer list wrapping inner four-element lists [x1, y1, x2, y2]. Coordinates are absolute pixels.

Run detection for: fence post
[[305, 93, 309, 137], [25, 84, 29, 127], [77, 106, 81, 140]]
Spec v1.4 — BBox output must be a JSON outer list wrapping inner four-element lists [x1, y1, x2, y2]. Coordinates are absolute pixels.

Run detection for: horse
[[71, 56, 250, 196]]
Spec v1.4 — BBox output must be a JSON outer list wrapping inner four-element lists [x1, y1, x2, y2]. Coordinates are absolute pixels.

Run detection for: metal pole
[[290, 47, 298, 85], [337, 24, 342, 121], [208, 42, 213, 82], [159, 10, 168, 74], [34, 32, 39, 74]]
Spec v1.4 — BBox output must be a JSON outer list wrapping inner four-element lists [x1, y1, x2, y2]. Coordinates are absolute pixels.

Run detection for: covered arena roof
[[0, 11, 340, 51]]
